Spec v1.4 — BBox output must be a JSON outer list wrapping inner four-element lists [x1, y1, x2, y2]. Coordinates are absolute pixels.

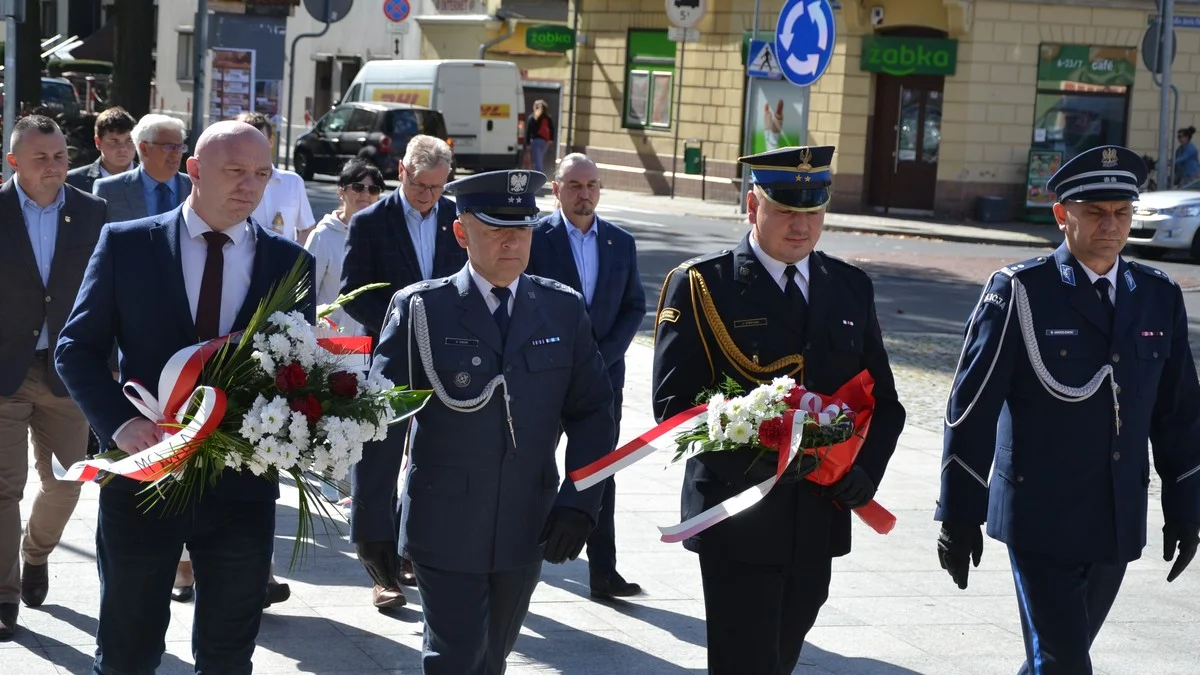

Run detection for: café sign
[[860, 36, 958, 76], [1037, 44, 1136, 86]]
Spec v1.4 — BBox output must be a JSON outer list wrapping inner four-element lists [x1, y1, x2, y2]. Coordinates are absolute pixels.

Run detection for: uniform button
[[1114, 385, 1121, 395], [505, 365, 513, 373], [1059, 349, 1067, 357], [471, 356, 482, 366], [32, 329, 39, 337], [1153, 351, 1159, 359], [1111, 353, 1120, 363], [1016, 475, 1024, 483], [44, 295, 51, 303], [1112, 452, 1121, 461]]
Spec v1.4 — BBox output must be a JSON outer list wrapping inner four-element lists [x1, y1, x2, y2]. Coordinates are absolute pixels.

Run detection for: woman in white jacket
[[306, 158, 385, 336]]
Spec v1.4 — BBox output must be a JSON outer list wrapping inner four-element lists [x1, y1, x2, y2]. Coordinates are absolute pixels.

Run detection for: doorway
[[313, 59, 333, 119], [868, 72, 944, 213]]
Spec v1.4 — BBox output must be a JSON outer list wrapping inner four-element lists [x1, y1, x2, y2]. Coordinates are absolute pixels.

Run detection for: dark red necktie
[[196, 231, 230, 341]]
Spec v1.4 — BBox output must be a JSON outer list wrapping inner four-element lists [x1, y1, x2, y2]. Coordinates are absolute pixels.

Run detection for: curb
[[822, 223, 1058, 250]]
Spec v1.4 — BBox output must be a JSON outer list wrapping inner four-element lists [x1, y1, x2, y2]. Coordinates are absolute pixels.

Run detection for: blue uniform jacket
[[351, 266, 615, 574], [938, 244, 1200, 563]]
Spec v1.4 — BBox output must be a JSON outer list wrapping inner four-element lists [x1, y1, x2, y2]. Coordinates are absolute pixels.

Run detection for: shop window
[[624, 29, 676, 130], [1031, 44, 1134, 164], [176, 30, 195, 82]]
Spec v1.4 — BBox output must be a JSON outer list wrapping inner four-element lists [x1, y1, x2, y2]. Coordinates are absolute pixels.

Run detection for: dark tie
[[784, 265, 808, 311], [491, 286, 511, 341], [1094, 277, 1114, 325], [196, 232, 230, 341], [154, 182, 174, 216]]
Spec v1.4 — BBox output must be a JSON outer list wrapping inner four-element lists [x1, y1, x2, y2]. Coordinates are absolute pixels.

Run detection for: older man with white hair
[[92, 113, 192, 222]]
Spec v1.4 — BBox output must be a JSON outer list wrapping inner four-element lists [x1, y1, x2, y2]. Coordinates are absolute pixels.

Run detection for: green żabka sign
[[526, 25, 576, 52], [860, 36, 958, 76], [1037, 44, 1136, 86]]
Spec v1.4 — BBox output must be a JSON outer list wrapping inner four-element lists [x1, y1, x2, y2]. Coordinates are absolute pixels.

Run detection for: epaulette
[[675, 248, 730, 271], [1128, 260, 1178, 286], [999, 254, 1051, 277], [817, 252, 870, 279], [398, 277, 452, 301], [529, 274, 583, 299]]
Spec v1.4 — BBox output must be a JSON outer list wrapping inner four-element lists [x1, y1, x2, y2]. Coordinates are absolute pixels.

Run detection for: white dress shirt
[[252, 167, 316, 242], [749, 235, 810, 301], [1079, 261, 1119, 306], [180, 202, 257, 337], [469, 263, 519, 315]]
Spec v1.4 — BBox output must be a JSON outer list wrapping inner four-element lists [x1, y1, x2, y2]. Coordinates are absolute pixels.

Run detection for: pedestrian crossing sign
[[747, 39, 784, 79]]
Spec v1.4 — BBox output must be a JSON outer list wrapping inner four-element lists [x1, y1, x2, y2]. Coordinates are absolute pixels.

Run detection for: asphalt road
[[303, 180, 1200, 345]]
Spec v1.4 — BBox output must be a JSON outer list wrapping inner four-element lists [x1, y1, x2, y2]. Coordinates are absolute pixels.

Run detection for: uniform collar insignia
[[1059, 264, 1076, 287], [1124, 269, 1136, 291]]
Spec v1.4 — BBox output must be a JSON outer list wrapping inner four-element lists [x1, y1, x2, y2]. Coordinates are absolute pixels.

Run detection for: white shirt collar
[[560, 210, 598, 237], [399, 190, 438, 220], [1078, 260, 1120, 291], [749, 234, 809, 288], [468, 262, 520, 299], [183, 201, 251, 246]]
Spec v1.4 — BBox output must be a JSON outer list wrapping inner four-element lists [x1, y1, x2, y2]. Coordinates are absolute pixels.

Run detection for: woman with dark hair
[[1175, 126, 1199, 187], [526, 99, 554, 173], [306, 158, 385, 337]]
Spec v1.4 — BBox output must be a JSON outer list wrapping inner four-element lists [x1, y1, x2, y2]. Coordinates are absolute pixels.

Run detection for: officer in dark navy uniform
[[938, 145, 1200, 675], [652, 146, 906, 675], [353, 169, 616, 674]]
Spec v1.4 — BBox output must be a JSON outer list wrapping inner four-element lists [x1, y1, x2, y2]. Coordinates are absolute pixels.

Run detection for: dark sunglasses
[[345, 182, 383, 195]]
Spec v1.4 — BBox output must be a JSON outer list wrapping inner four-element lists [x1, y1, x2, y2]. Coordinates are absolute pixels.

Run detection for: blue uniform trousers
[[585, 390, 622, 574], [92, 486, 275, 675], [414, 560, 542, 675], [1009, 546, 1126, 675]]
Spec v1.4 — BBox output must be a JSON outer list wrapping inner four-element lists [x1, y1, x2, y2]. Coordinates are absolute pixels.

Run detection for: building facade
[[566, 0, 1200, 218]]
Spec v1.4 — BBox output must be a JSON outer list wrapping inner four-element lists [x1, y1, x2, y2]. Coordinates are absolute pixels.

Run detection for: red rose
[[275, 362, 308, 393], [757, 417, 788, 451], [289, 394, 324, 424], [783, 385, 803, 409], [328, 371, 358, 399]]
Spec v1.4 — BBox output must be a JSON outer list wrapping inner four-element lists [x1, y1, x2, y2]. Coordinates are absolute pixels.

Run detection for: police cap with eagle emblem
[[444, 169, 547, 227], [737, 145, 835, 212], [1047, 145, 1147, 203]]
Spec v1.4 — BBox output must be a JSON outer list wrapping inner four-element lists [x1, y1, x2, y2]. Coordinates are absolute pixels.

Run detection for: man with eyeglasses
[[93, 114, 192, 222], [343, 134, 465, 609], [67, 107, 137, 193]]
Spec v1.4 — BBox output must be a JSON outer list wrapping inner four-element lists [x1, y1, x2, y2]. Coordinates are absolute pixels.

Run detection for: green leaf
[[318, 282, 391, 320]]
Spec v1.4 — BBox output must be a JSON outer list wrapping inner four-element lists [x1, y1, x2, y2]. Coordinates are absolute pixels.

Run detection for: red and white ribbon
[[313, 324, 372, 371], [569, 404, 707, 491]]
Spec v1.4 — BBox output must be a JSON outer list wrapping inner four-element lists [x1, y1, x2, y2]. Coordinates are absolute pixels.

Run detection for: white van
[[342, 59, 524, 172]]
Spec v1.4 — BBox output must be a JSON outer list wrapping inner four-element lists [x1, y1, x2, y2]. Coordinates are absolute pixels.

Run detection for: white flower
[[288, 411, 310, 448], [724, 398, 749, 423], [253, 350, 277, 377], [259, 396, 289, 436], [267, 333, 292, 360], [768, 377, 794, 399], [707, 422, 726, 443], [726, 420, 754, 445]]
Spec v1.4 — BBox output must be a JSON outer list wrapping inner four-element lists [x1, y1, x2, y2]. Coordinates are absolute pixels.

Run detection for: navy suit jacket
[[92, 167, 192, 223], [55, 206, 315, 501], [527, 211, 646, 390], [341, 191, 465, 339]]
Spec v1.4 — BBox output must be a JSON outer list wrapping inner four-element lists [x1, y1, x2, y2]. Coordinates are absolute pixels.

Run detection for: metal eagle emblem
[[1101, 148, 1118, 168], [508, 172, 529, 194]]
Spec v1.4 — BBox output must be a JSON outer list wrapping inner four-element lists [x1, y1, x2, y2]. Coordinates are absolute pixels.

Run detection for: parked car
[[293, 101, 451, 180], [1127, 183, 1200, 260]]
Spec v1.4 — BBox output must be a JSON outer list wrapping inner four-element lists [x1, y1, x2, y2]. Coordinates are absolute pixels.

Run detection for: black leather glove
[[540, 507, 593, 564], [1164, 521, 1200, 582], [355, 541, 402, 589], [937, 522, 984, 590], [825, 465, 876, 508]]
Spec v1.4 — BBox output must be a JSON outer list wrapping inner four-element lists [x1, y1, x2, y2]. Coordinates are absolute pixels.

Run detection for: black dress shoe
[[264, 580, 291, 608], [21, 561, 48, 608], [0, 602, 17, 640], [589, 570, 642, 599], [171, 585, 194, 603]]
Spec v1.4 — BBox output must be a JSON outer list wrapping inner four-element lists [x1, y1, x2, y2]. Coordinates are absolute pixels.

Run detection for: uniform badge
[[841, 319, 855, 326], [983, 292, 1007, 310], [64, 215, 72, 223], [1124, 269, 1136, 291], [1045, 328, 1078, 336], [453, 372, 471, 387], [531, 337, 561, 346], [1101, 147, 1118, 168], [1140, 330, 1164, 337], [1059, 265, 1076, 287], [734, 318, 767, 328], [508, 172, 529, 194], [445, 337, 479, 347]]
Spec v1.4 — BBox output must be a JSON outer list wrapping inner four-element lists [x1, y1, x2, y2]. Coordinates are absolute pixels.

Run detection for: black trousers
[[698, 550, 833, 675], [585, 389, 622, 574], [414, 561, 543, 675], [1009, 546, 1126, 675]]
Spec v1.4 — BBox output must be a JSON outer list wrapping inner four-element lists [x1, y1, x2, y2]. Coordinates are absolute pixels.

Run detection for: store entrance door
[[868, 73, 945, 213]]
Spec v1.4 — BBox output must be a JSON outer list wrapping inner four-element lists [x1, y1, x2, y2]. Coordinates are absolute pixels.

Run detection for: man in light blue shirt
[[401, 188, 441, 280], [15, 182, 65, 351]]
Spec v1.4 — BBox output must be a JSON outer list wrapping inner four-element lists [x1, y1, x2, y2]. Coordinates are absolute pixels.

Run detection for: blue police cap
[[443, 169, 546, 227], [1047, 145, 1147, 203], [737, 145, 835, 212]]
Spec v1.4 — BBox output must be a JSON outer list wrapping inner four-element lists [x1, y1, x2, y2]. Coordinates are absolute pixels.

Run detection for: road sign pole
[[738, 0, 763, 213], [2, 0, 24, 182], [285, 0, 333, 170], [670, 38, 687, 199], [1158, 0, 1174, 190], [190, 0, 208, 145]]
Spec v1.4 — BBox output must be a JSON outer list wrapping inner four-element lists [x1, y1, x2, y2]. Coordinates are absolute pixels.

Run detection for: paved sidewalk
[[7, 343, 1199, 674]]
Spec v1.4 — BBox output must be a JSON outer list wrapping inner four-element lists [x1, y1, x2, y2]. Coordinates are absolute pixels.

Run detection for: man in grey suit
[[92, 113, 191, 221], [65, 107, 137, 193], [354, 169, 615, 674], [0, 116, 108, 640]]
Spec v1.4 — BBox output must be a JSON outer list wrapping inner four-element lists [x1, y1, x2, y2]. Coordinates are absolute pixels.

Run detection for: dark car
[[293, 101, 451, 180]]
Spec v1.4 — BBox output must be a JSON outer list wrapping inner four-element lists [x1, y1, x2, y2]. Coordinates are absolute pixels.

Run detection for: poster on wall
[[209, 48, 257, 122], [747, 78, 807, 154], [255, 80, 283, 126], [1025, 149, 1063, 209]]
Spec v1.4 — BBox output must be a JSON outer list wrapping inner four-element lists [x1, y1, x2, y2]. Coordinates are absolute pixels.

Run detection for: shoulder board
[[999, 254, 1051, 277], [398, 277, 452, 300], [816, 252, 868, 278], [1127, 260, 1178, 286], [676, 248, 730, 271], [529, 274, 583, 298]]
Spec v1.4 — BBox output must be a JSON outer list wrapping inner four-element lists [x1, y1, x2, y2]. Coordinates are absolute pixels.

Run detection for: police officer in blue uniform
[[352, 169, 616, 675], [938, 146, 1200, 674], [652, 146, 906, 674]]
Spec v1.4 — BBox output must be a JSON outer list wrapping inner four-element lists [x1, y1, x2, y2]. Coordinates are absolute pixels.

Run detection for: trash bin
[[684, 138, 703, 175], [975, 195, 1010, 223]]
